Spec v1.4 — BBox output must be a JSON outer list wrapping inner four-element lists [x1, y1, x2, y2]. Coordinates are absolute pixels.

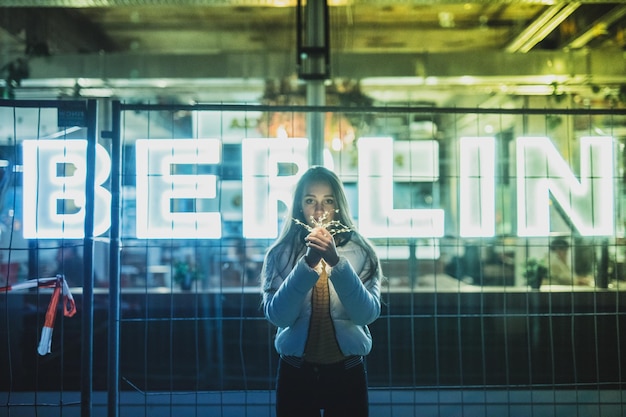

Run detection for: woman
[[261, 166, 382, 417]]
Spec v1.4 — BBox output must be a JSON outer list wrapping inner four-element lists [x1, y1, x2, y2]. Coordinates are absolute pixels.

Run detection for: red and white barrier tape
[[0, 275, 77, 355]]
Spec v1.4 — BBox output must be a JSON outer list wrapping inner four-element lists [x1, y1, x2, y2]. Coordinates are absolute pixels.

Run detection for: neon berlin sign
[[21, 135, 615, 239]]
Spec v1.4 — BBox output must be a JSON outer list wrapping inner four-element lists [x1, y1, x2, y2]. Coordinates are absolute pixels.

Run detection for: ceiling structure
[[0, 0, 625, 107]]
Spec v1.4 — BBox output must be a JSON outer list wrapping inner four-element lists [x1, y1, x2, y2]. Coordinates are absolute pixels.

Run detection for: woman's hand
[[304, 226, 340, 267]]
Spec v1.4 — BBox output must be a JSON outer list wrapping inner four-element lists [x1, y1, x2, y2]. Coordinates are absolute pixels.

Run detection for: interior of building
[[1, 0, 625, 107]]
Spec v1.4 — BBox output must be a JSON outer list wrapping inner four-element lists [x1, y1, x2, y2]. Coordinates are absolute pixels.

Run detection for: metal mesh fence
[[0, 99, 624, 416]]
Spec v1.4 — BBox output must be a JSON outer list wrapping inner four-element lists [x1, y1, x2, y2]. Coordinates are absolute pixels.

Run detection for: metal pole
[[304, 0, 328, 166], [107, 100, 122, 417], [81, 99, 97, 417], [307, 83, 325, 166]]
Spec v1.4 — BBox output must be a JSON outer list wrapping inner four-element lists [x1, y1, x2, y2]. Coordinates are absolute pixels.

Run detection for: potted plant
[[523, 258, 547, 289], [173, 257, 200, 291]]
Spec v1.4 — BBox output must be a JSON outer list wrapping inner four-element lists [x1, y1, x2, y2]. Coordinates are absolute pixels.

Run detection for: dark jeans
[[275, 356, 369, 417]]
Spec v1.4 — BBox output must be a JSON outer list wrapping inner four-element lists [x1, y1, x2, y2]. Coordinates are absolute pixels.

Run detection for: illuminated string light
[[293, 210, 352, 235]]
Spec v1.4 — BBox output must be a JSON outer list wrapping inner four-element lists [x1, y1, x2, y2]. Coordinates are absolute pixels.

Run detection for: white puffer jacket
[[262, 241, 382, 358]]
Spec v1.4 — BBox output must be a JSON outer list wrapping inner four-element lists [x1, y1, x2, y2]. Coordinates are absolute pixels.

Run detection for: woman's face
[[300, 180, 336, 227]]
